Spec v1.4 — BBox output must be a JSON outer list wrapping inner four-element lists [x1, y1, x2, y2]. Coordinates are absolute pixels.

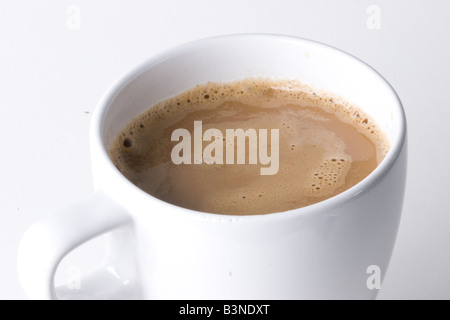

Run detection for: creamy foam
[[110, 79, 390, 215]]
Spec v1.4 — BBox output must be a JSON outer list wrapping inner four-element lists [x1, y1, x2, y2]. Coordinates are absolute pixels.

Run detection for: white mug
[[18, 34, 407, 300]]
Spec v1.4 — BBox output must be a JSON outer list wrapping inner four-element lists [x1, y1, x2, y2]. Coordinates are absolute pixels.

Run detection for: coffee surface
[[111, 79, 389, 215]]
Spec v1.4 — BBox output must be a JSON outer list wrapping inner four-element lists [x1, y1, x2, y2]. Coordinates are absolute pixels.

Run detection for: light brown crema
[[110, 79, 390, 215]]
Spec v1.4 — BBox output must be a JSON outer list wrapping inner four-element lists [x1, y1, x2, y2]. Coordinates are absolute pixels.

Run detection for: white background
[[1, 0, 449, 300]]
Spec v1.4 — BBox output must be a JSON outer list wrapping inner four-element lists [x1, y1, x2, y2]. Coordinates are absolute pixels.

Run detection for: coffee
[[110, 79, 389, 215]]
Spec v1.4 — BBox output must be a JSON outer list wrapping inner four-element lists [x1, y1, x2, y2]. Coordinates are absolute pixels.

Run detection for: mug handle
[[18, 191, 135, 300]]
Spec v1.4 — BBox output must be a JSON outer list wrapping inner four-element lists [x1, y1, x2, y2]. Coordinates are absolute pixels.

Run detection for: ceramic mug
[[18, 34, 407, 300]]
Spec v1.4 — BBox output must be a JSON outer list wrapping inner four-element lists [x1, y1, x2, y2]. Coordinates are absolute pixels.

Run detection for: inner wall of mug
[[102, 35, 402, 154]]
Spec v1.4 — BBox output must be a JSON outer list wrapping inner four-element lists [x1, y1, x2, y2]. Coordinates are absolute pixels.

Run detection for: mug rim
[[91, 33, 407, 221]]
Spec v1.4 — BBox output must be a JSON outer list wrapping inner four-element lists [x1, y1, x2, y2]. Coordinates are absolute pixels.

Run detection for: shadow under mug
[[18, 34, 407, 300]]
